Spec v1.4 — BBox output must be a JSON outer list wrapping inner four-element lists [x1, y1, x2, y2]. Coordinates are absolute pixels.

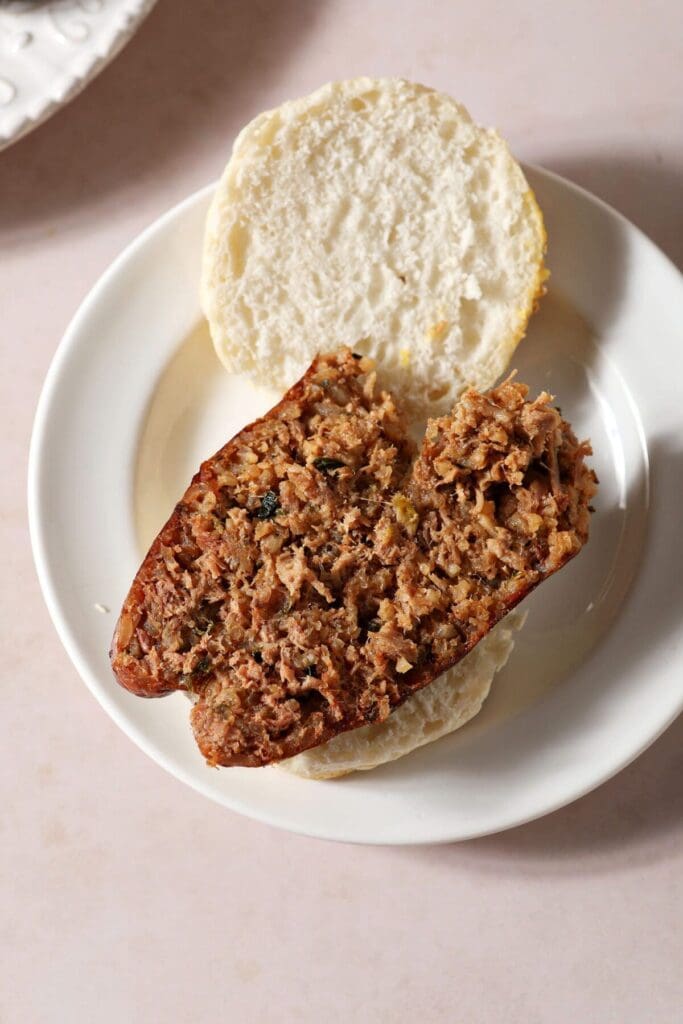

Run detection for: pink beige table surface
[[2, 3, 681, 1021]]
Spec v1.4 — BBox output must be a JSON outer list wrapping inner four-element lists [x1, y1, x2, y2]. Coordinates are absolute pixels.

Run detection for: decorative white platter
[[0, 0, 157, 149]]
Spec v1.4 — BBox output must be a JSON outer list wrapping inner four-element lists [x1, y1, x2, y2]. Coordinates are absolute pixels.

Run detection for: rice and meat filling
[[111, 348, 596, 766]]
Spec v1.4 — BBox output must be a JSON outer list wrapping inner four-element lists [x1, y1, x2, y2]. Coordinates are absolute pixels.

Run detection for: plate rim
[[28, 165, 683, 845]]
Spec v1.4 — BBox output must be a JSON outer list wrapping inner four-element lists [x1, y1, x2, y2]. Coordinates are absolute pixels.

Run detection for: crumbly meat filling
[[110, 349, 597, 766]]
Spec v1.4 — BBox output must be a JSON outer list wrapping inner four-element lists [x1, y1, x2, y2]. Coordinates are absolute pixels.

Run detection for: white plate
[[0, 0, 157, 150], [29, 168, 683, 845]]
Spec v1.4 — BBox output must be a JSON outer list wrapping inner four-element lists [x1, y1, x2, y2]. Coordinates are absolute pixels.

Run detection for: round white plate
[[29, 168, 683, 845], [0, 0, 157, 150]]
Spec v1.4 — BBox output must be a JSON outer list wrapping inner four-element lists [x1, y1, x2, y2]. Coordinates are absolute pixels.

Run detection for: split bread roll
[[281, 610, 525, 780], [201, 77, 547, 419]]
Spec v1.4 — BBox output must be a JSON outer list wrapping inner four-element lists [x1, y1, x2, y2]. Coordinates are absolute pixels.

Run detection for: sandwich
[[110, 79, 596, 777]]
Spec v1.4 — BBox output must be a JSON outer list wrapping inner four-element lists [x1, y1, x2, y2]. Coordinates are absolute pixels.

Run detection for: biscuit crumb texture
[[202, 78, 546, 419]]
